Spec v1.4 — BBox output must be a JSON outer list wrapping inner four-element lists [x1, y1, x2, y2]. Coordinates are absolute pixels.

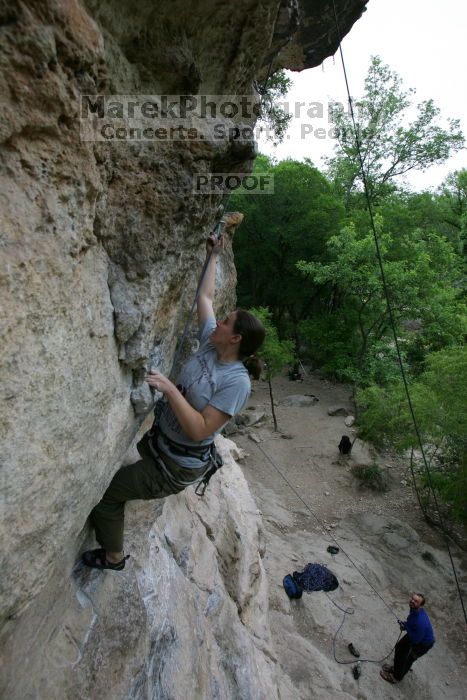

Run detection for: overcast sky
[[260, 0, 467, 191]]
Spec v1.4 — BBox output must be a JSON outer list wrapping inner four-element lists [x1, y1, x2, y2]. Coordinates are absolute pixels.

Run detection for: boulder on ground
[[349, 439, 374, 467], [279, 394, 319, 407], [223, 418, 240, 436], [237, 410, 266, 426], [312, 368, 326, 378], [327, 406, 349, 416], [222, 410, 265, 436], [229, 444, 248, 461]]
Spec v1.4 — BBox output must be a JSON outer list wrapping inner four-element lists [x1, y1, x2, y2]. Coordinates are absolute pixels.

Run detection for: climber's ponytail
[[233, 309, 265, 379], [242, 355, 263, 380]]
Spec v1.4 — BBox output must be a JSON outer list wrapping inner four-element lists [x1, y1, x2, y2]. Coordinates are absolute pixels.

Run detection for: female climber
[[82, 232, 265, 570]]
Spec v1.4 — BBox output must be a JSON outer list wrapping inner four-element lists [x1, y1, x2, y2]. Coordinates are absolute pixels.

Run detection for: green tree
[[437, 169, 467, 254], [328, 56, 464, 204], [297, 217, 465, 384], [250, 307, 294, 431], [232, 157, 344, 337], [357, 347, 467, 524], [257, 69, 292, 144]]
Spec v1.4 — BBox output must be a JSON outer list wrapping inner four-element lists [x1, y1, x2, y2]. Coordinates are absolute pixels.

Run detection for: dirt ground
[[232, 369, 467, 700]]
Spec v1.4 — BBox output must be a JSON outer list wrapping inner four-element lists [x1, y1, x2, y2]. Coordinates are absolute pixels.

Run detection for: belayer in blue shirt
[[380, 592, 435, 684]]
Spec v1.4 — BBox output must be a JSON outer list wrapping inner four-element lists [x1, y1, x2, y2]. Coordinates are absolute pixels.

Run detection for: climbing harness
[[143, 422, 224, 497], [330, 0, 466, 625], [194, 453, 224, 497]]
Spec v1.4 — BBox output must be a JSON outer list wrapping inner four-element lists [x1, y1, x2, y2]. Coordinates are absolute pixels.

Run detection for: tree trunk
[[268, 372, 278, 432]]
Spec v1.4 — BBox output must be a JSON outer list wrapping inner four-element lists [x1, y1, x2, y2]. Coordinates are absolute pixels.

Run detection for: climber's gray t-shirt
[[157, 315, 250, 468]]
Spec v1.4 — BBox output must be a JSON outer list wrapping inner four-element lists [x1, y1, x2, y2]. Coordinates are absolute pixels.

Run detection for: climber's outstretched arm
[[197, 234, 224, 326]]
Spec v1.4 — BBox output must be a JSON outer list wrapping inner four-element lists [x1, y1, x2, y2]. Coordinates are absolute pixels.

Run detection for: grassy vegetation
[[351, 462, 390, 493]]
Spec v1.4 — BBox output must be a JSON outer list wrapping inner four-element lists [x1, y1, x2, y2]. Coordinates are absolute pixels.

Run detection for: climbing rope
[[330, 0, 467, 626], [325, 593, 402, 666], [255, 441, 398, 620], [254, 440, 401, 664], [167, 190, 231, 380], [165, 56, 277, 380]]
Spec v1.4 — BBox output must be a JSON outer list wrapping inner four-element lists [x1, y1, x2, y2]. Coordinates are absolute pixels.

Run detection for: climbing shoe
[[82, 548, 129, 571], [352, 662, 361, 679], [327, 545, 340, 555], [380, 669, 397, 684]]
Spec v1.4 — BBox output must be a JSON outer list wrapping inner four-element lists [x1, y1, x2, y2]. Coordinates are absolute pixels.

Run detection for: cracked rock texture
[[0, 0, 366, 695], [2, 438, 297, 700]]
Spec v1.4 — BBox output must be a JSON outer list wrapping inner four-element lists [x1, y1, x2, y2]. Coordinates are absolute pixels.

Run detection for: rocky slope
[[236, 372, 467, 699], [1, 437, 298, 700], [0, 1, 367, 695]]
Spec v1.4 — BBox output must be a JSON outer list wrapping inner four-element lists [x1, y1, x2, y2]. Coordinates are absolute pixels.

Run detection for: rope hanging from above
[[329, 0, 466, 625]]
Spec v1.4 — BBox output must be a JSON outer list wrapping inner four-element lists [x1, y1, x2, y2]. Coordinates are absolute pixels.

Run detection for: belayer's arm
[[197, 235, 224, 327]]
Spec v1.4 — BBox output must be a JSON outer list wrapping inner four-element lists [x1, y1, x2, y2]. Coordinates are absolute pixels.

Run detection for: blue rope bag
[[283, 574, 303, 599]]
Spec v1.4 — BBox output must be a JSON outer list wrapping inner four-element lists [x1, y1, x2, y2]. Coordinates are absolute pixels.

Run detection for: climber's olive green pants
[[90, 434, 207, 552]]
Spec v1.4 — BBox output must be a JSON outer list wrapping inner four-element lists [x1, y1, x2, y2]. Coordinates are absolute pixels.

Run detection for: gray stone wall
[[0, 1, 366, 695]]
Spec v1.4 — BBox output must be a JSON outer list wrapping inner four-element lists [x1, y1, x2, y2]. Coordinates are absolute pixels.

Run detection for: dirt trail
[[232, 370, 467, 700]]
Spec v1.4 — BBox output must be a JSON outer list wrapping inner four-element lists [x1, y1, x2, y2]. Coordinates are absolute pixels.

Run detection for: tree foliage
[[257, 69, 292, 144], [250, 307, 294, 430], [297, 216, 465, 384], [231, 156, 344, 336], [357, 347, 467, 523], [231, 55, 466, 522], [327, 56, 464, 203], [437, 169, 467, 254]]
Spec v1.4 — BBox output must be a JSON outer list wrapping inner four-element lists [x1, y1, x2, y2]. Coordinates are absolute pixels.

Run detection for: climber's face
[[210, 311, 241, 348], [409, 594, 424, 610]]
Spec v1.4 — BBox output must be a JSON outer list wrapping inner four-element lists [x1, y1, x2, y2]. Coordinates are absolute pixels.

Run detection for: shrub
[[351, 462, 390, 492], [356, 346, 467, 522]]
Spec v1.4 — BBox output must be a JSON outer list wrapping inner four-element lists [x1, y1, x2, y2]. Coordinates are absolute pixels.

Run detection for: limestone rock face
[[0, 0, 366, 693], [265, 0, 368, 75], [285, 0, 368, 71], [1, 438, 293, 700]]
